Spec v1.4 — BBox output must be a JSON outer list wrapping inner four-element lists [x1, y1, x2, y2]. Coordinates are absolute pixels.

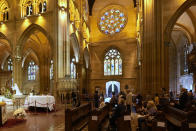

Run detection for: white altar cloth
[[0, 96, 13, 105], [24, 95, 55, 111]]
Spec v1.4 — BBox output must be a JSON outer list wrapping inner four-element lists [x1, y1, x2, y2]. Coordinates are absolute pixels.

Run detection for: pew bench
[[88, 104, 110, 131], [65, 103, 91, 131], [165, 106, 196, 131], [151, 111, 167, 131], [116, 113, 132, 131]]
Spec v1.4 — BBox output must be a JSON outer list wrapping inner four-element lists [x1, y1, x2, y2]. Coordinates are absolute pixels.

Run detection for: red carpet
[[0, 119, 26, 128]]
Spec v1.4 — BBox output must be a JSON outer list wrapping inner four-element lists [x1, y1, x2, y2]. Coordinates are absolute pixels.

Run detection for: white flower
[[13, 108, 26, 118]]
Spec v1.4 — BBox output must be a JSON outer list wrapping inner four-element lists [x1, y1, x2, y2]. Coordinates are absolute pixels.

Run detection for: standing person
[[71, 92, 77, 106], [99, 97, 105, 108], [126, 89, 132, 113], [169, 91, 174, 101], [187, 90, 193, 109], [94, 91, 99, 108], [179, 88, 188, 110], [110, 92, 118, 108], [154, 93, 159, 106], [109, 98, 126, 130], [136, 94, 143, 106]]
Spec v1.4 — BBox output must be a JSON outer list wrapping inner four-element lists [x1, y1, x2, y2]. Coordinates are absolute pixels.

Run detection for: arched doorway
[[106, 81, 120, 97]]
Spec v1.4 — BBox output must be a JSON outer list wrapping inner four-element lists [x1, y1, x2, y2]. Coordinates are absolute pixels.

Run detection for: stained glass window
[[71, 58, 76, 79], [39, 1, 47, 13], [26, 3, 33, 16], [8, 58, 13, 71], [21, 0, 47, 17], [104, 49, 122, 76], [99, 8, 127, 35], [28, 61, 38, 80], [39, 2, 42, 13], [50, 60, 53, 80], [43, 1, 47, 12]]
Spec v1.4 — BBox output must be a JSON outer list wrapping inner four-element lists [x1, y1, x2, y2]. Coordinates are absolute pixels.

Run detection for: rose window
[[99, 9, 127, 35]]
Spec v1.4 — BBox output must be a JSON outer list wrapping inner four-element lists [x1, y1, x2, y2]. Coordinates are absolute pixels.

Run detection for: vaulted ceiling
[[173, 5, 196, 44]]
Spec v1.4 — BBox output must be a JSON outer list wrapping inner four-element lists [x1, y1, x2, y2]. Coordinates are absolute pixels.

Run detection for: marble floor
[[0, 105, 65, 131]]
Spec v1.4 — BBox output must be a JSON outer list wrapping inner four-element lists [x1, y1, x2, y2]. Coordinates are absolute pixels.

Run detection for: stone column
[[141, 0, 167, 95], [39, 56, 50, 94], [13, 46, 22, 90], [57, 2, 67, 79], [65, 1, 71, 78]]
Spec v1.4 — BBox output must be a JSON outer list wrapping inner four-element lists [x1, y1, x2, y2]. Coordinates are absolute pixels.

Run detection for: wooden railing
[[65, 103, 91, 131], [165, 106, 196, 131], [88, 103, 110, 131]]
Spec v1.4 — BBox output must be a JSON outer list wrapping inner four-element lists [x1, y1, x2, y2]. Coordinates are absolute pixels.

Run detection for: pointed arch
[[22, 48, 39, 68], [104, 48, 122, 76], [164, 0, 196, 43], [17, 24, 53, 55], [0, 32, 12, 70], [0, 32, 12, 49], [70, 33, 80, 62], [84, 47, 90, 69]]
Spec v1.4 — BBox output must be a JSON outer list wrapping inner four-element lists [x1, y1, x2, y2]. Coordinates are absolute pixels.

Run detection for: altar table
[[24, 95, 55, 111]]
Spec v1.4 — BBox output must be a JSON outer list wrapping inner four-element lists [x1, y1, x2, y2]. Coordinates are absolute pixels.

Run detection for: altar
[[24, 95, 55, 111]]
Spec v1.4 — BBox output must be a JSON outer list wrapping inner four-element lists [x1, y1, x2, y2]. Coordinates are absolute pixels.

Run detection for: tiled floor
[[0, 105, 65, 131]]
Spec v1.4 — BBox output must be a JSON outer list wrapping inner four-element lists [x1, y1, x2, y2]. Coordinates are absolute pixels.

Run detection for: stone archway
[[16, 24, 53, 94], [164, 0, 196, 95], [0, 33, 13, 91], [106, 81, 120, 97], [164, 0, 196, 43]]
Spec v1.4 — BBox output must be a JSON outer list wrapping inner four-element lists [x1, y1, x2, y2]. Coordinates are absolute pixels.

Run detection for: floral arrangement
[[5, 89, 13, 99], [13, 108, 27, 119]]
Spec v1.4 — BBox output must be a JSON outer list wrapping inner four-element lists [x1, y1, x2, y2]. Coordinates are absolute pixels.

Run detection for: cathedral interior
[[0, 0, 196, 131]]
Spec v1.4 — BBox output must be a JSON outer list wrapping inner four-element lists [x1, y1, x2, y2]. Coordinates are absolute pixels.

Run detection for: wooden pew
[[151, 111, 167, 131], [88, 103, 110, 131], [65, 103, 91, 131], [116, 113, 131, 131], [165, 106, 196, 131]]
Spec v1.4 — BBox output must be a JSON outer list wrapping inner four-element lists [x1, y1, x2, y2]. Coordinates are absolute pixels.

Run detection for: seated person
[[138, 101, 157, 131], [136, 102, 147, 115], [147, 100, 157, 115], [99, 97, 105, 108], [109, 97, 126, 129]]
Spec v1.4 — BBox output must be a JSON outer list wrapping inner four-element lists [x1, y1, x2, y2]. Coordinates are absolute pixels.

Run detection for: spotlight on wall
[[0, 22, 3, 25], [60, 6, 66, 11]]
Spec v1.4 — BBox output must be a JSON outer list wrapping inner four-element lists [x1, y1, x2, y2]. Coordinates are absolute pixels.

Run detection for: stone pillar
[[13, 46, 22, 90], [141, 0, 167, 95], [39, 57, 50, 94], [65, 0, 71, 77], [76, 59, 84, 93], [57, 3, 67, 79]]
